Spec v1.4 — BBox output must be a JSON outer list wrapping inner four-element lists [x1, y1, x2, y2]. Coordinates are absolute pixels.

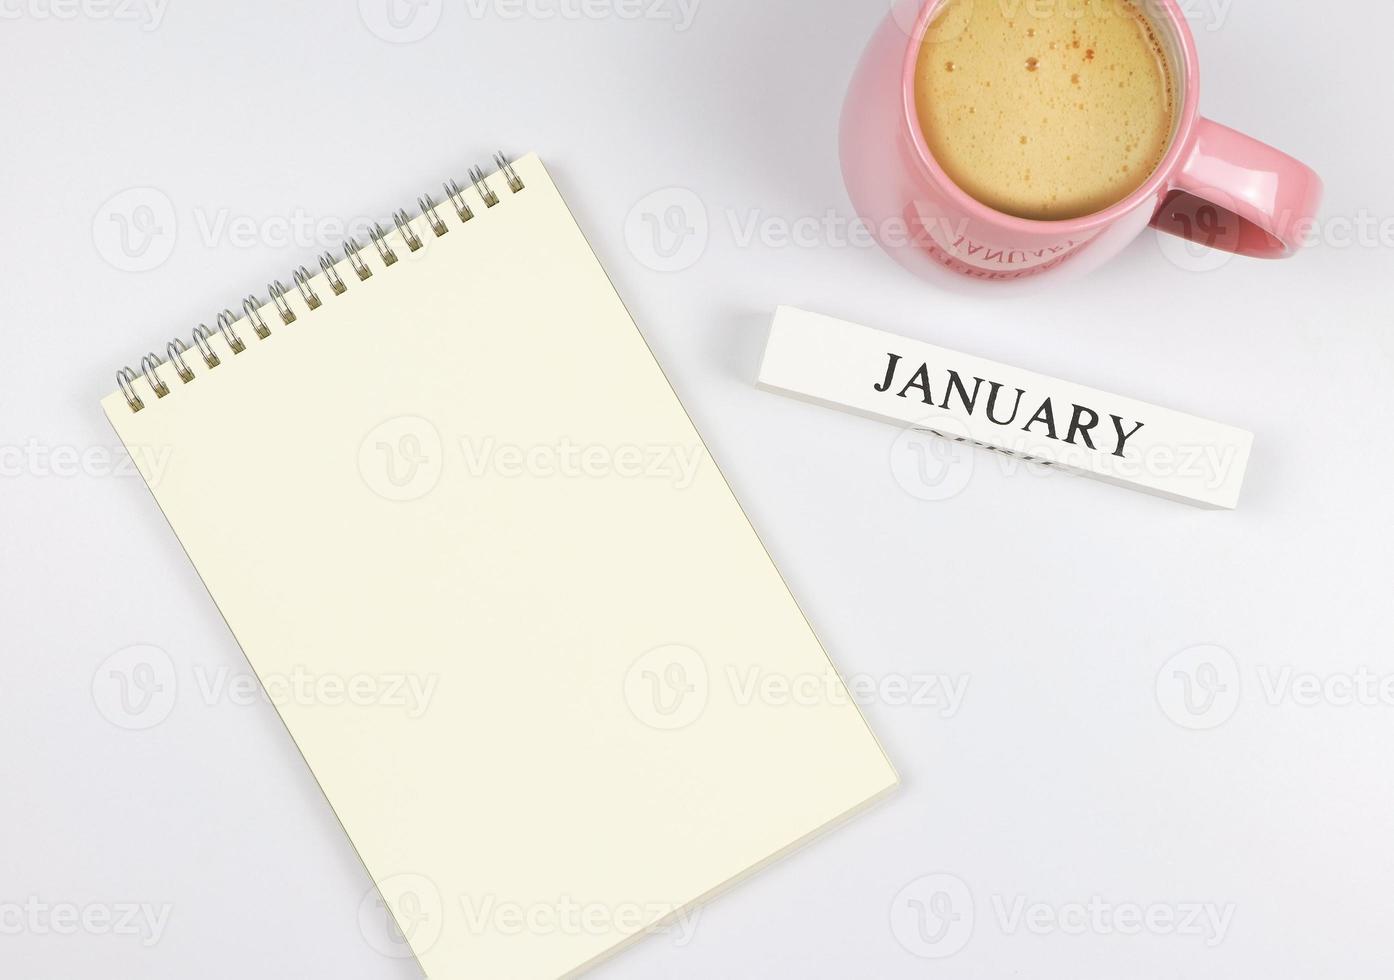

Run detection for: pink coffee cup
[[841, 0, 1323, 284]]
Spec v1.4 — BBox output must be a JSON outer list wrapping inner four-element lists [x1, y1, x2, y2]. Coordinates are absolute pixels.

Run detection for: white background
[[2, 0, 1391, 976]]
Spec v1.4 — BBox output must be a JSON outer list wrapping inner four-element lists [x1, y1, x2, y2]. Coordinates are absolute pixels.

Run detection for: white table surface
[[3, 0, 1391, 976]]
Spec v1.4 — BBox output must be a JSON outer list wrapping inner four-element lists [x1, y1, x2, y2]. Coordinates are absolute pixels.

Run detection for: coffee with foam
[[914, 0, 1176, 220]]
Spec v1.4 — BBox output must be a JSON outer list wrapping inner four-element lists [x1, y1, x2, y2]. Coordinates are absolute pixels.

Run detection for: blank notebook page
[[102, 154, 897, 980]]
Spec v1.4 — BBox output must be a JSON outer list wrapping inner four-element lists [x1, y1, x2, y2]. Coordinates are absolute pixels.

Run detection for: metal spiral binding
[[418, 194, 448, 238], [469, 166, 499, 208], [495, 153, 524, 194], [166, 339, 195, 383], [318, 253, 347, 295], [443, 180, 474, 223], [394, 210, 423, 252], [116, 368, 144, 412], [265, 284, 295, 326], [344, 239, 372, 281], [240, 299, 272, 338], [217, 311, 247, 353], [293, 267, 322, 309], [369, 223, 398, 266], [192, 324, 221, 369], [114, 153, 526, 412], [141, 354, 169, 399]]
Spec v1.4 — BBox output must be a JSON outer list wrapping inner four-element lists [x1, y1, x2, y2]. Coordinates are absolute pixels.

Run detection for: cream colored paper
[[102, 155, 897, 980]]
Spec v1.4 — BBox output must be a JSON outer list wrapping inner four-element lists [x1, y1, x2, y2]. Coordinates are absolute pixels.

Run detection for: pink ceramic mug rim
[[899, 0, 1203, 235]]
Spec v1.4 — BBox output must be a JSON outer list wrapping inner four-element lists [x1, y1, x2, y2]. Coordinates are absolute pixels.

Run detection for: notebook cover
[[101, 154, 898, 979]]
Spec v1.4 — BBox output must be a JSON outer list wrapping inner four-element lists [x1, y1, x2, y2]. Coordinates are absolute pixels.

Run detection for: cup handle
[[1150, 118, 1323, 259]]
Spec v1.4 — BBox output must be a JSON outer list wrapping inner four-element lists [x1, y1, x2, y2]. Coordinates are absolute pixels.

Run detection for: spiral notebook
[[101, 153, 897, 979]]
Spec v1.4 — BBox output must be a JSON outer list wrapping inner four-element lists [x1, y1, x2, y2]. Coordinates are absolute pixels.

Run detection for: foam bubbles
[[914, 0, 1175, 220]]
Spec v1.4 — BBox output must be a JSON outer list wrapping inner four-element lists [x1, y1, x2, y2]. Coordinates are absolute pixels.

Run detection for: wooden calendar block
[[758, 307, 1253, 508]]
